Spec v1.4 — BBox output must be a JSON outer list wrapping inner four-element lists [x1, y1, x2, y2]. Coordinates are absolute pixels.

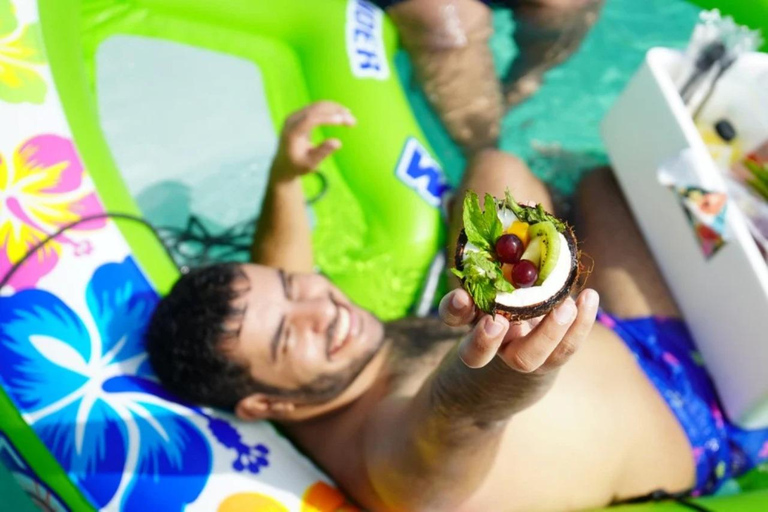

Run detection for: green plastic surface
[[2, 0, 767, 510]]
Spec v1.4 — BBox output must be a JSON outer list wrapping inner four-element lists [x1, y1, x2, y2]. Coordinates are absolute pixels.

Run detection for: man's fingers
[[438, 289, 477, 327], [289, 102, 356, 136], [499, 297, 577, 373], [538, 289, 599, 372], [505, 320, 532, 341], [459, 315, 509, 368], [304, 139, 342, 170]]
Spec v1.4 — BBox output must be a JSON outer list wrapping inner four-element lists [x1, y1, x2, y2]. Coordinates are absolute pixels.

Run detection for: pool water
[[96, 0, 700, 270], [402, 0, 700, 195]]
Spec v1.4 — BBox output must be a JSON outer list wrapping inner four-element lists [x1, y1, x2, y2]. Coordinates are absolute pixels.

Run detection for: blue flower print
[[0, 257, 221, 510]]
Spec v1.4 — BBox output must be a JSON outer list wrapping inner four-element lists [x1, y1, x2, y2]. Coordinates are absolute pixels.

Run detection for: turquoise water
[[401, 0, 700, 195], [1, 0, 701, 509]]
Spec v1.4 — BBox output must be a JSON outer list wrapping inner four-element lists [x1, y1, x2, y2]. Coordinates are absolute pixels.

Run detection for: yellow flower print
[[0, 0, 47, 104]]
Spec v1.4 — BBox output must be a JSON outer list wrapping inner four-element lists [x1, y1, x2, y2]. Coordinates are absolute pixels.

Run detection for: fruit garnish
[[505, 221, 530, 246], [495, 234, 524, 264], [453, 189, 580, 319], [451, 191, 511, 314], [504, 189, 566, 232], [520, 236, 542, 267], [502, 263, 514, 284], [511, 260, 538, 288], [527, 221, 561, 285], [462, 191, 504, 252]]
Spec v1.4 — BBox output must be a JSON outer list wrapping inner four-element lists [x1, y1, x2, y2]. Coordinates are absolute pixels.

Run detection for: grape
[[495, 234, 524, 264], [512, 260, 538, 288]]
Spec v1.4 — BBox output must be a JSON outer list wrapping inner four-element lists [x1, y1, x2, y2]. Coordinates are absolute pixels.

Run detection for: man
[[373, 0, 603, 156], [146, 102, 767, 511]]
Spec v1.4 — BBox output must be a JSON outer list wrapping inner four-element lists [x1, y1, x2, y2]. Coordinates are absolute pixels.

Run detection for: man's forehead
[[239, 264, 286, 294], [237, 266, 285, 354]]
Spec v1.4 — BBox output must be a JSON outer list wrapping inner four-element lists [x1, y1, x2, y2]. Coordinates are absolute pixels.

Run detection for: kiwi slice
[[527, 221, 561, 285]]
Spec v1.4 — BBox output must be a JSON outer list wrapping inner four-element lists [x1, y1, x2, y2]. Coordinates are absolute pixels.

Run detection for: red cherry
[[495, 234, 524, 264], [512, 260, 538, 288]]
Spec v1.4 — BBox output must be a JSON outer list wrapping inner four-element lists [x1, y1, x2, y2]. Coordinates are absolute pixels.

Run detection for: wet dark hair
[[145, 262, 288, 410], [146, 263, 386, 412]]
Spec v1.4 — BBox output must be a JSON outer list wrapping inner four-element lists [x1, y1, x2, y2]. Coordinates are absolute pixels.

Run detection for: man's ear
[[235, 394, 296, 421], [235, 394, 270, 421]]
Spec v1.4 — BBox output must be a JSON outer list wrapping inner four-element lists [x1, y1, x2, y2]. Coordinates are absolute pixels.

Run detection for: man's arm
[[365, 288, 600, 511], [251, 101, 356, 273]]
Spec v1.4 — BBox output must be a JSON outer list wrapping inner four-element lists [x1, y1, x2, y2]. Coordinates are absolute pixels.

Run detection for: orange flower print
[[301, 481, 360, 512]]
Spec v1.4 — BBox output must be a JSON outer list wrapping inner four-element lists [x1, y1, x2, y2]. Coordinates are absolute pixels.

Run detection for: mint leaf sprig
[[504, 189, 566, 232], [452, 191, 514, 314], [463, 191, 504, 251]]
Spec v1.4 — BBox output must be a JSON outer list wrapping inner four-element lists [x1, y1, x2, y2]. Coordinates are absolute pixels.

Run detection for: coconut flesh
[[460, 206, 576, 314]]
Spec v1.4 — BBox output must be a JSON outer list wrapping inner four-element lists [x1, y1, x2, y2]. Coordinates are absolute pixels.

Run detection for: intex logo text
[[346, 0, 390, 80], [395, 138, 450, 208]]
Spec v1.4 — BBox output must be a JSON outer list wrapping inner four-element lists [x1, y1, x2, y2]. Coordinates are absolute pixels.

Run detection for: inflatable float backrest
[[0, 0, 446, 509]]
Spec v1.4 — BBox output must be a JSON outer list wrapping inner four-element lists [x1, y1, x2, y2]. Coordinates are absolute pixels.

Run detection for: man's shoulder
[[386, 315, 467, 359]]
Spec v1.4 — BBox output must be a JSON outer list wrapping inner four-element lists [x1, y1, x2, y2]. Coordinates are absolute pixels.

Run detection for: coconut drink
[[453, 190, 580, 320]]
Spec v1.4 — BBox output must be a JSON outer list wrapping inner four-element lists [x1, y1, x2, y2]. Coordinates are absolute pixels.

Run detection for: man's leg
[[447, 149, 553, 267], [576, 167, 680, 319], [389, 0, 503, 157], [504, 0, 603, 107]]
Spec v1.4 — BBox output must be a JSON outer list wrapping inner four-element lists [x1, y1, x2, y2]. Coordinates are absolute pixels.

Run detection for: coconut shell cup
[[454, 215, 581, 322]]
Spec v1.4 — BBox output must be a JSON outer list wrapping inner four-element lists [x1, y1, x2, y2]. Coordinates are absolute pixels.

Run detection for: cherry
[[495, 234, 524, 264], [512, 260, 538, 288]]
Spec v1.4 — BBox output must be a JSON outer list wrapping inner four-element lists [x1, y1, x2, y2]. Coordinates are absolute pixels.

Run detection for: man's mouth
[[327, 301, 359, 359]]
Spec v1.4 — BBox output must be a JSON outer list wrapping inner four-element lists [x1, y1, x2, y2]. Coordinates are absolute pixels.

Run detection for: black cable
[[304, 170, 329, 205], [0, 212, 179, 290], [155, 173, 327, 268], [0, 176, 329, 289], [618, 489, 714, 512], [157, 215, 254, 268]]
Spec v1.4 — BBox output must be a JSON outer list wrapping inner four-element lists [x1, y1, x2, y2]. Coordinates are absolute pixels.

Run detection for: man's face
[[229, 264, 385, 404]]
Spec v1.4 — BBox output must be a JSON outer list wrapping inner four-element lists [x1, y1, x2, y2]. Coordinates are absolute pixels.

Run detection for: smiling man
[[145, 101, 768, 511]]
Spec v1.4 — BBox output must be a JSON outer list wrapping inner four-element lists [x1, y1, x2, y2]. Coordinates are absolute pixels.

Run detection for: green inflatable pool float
[[0, 0, 766, 510]]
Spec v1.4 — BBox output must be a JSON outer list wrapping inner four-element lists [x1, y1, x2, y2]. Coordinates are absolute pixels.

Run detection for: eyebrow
[[271, 270, 289, 362]]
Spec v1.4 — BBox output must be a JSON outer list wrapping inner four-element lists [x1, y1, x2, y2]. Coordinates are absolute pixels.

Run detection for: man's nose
[[290, 297, 336, 335]]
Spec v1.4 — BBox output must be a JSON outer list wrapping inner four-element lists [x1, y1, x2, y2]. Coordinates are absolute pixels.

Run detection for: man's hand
[[439, 287, 600, 374], [271, 101, 356, 182]]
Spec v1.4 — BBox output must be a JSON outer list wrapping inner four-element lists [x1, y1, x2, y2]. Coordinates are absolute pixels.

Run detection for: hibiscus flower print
[[0, 257, 212, 510], [0, 0, 47, 104], [0, 134, 105, 290], [0, 257, 271, 510]]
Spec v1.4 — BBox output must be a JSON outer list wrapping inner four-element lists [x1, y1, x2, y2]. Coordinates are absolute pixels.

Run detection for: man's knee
[[467, 149, 529, 189], [389, 0, 492, 49], [465, 149, 551, 208], [469, 149, 527, 175], [518, 0, 602, 12]]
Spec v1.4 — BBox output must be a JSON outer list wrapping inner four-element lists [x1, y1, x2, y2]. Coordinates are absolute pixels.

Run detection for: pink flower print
[[662, 351, 680, 367], [0, 135, 105, 290], [598, 312, 616, 329], [710, 402, 725, 431], [693, 446, 705, 463], [759, 441, 768, 459]]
